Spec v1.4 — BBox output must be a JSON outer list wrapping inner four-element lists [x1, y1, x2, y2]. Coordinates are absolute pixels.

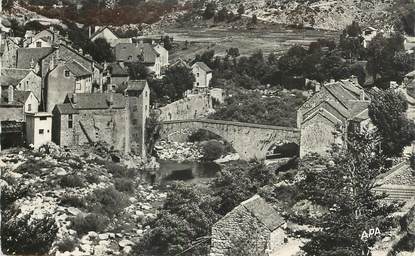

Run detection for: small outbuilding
[[26, 112, 52, 148], [210, 195, 286, 256]]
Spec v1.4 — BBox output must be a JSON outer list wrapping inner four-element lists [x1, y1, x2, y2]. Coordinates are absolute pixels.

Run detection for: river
[[145, 159, 222, 186]]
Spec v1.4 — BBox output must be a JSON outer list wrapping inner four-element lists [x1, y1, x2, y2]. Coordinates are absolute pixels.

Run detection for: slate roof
[[108, 62, 129, 76], [114, 43, 159, 64], [66, 93, 126, 110], [65, 60, 91, 77], [13, 91, 33, 105], [16, 47, 53, 69], [240, 195, 284, 231], [324, 82, 358, 108], [193, 62, 212, 73], [126, 80, 147, 91], [54, 103, 79, 114], [0, 68, 32, 86]]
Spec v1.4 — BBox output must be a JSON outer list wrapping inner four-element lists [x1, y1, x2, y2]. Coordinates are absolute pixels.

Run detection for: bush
[[60, 174, 84, 188], [1, 182, 31, 208], [86, 187, 129, 217], [57, 237, 78, 252], [202, 140, 225, 161], [2, 210, 58, 255], [85, 173, 100, 184], [60, 194, 86, 208], [114, 178, 135, 193], [71, 213, 109, 235]]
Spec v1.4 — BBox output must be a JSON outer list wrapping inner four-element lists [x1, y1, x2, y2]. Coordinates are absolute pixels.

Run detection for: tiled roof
[[126, 80, 147, 91], [324, 82, 360, 108], [54, 103, 79, 114], [13, 91, 33, 105], [65, 60, 91, 77], [16, 47, 53, 69], [66, 93, 126, 110], [0, 68, 32, 86], [193, 62, 212, 73], [114, 43, 159, 64], [241, 195, 284, 231], [108, 62, 129, 76]]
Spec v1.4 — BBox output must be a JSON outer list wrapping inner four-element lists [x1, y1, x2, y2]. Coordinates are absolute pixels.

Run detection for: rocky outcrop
[[0, 143, 166, 256]]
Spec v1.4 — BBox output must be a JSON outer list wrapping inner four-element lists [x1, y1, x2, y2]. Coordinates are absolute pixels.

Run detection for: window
[[145, 105, 148, 111], [132, 105, 138, 111], [39, 129, 44, 134], [68, 114, 73, 128], [40, 117, 47, 121], [145, 91, 148, 97], [65, 70, 70, 77], [197, 73, 200, 77], [132, 119, 137, 125], [75, 81, 81, 91], [28, 104, 31, 112], [197, 82, 200, 86], [128, 56, 132, 61], [36, 41, 42, 47]]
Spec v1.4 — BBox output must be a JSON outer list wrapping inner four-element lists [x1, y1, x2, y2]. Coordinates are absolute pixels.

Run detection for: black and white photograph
[[1, 0, 415, 255]]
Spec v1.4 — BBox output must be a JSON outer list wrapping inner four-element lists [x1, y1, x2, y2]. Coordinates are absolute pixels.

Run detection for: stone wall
[[75, 109, 127, 152], [210, 205, 270, 256], [158, 94, 212, 122]]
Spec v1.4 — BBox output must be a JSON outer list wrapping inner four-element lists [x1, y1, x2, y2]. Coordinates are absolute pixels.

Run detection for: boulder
[[54, 168, 67, 176], [118, 239, 134, 248]]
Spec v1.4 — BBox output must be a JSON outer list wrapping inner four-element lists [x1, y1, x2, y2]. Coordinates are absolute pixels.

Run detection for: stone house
[[41, 43, 104, 110], [297, 77, 371, 158], [0, 87, 39, 121], [210, 195, 286, 256], [1, 68, 42, 102], [362, 27, 377, 48], [52, 80, 149, 157], [153, 43, 169, 67], [26, 112, 52, 148], [27, 37, 52, 48], [1, 37, 21, 68], [192, 62, 212, 91], [23, 28, 61, 48], [114, 42, 162, 77], [89, 26, 132, 47], [45, 59, 93, 112]]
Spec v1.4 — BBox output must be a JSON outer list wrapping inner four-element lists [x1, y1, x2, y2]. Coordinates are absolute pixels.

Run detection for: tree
[[237, 4, 245, 16], [162, 36, 173, 51], [163, 65, 195, 101], [251, 14, 258, 25], [300, 132, 397, 255], [215, 7, 229, 23], [203, 2, 216, 19], [86, 38, 115, 63], [133, 182, 220, 256], [226, 48, 240, 59], [126, 62, 151, 80], [368, 89, 415, 157], [2, 0, 15, 10], [201, 140, 225, 160]]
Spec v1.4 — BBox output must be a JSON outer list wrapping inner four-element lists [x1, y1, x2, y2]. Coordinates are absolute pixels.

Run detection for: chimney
[[349, 75, 358, 85], [329, 79, 335, 83], [89, 26, 92, 38], [29, 58, 35, 70], [72, 94, 78, 104], [107, 93, 114, 108], [8, 86, 14, 104], [79, 48, 83, 55]]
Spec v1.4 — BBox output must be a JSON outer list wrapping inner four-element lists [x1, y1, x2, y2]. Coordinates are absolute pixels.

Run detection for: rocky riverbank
[[155, 140, 203, 162], [0, 143, 166, 256]]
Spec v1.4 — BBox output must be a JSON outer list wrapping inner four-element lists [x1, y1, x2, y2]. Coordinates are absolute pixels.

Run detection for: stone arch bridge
[[160, 119, 300, 161]]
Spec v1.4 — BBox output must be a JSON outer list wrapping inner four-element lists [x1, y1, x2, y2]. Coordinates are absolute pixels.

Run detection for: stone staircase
[[373, 162, 415, 202], [373, 185, 415, 202]]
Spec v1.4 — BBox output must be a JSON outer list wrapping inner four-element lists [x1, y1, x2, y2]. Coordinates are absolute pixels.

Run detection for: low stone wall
[[158, 94, 212, 122]]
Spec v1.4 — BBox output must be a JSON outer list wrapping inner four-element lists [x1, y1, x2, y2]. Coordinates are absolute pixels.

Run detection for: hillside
[[207, 0, 403, 31]]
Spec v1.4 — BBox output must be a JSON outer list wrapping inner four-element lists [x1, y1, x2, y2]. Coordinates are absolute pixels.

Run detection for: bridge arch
[[160, 119, 300, 161]]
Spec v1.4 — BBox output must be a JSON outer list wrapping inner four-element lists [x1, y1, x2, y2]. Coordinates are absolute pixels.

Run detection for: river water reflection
[[146, 160, 222, 186]]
